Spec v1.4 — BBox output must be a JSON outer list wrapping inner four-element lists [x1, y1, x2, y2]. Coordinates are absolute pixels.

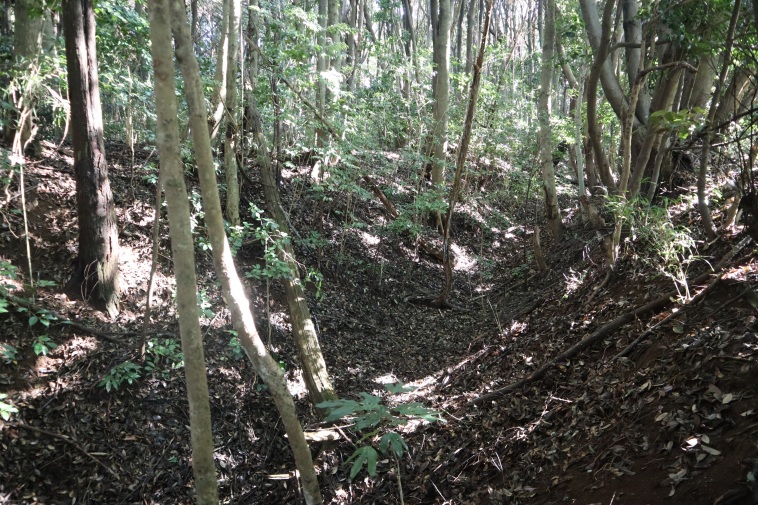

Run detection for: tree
[[224, 0, 241, 225], [168, 0, 323, 501], [62, 0, 120, 318], [538, 0, 561, 242], [9, 0, 46, 152], [146, 0, 218, 502], [429, 0, 453, 190]]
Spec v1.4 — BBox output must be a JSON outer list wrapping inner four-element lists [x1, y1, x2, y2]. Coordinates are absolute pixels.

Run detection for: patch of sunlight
[[452, 244, 477, 272], [563, 268, 587, 298], [373, 373, 399, 385], [269, 311, 289, 332], [286, 368, 308, 399], [356, 229, 380, 248]]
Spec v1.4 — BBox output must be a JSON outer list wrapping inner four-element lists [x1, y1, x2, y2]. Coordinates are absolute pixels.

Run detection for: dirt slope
[[0, 144, 756, 505]]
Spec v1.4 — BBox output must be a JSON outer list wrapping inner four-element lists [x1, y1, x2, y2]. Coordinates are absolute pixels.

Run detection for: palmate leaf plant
[[317, 382, 444, 481]]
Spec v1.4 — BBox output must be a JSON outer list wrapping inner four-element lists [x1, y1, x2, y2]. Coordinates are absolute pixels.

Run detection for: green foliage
[[196, 289, 215, 320], [649, 108, 706, 140], [99, 361, 142, 392], [243, 204, 294, 281], [32, 335, 57, 356], [99, 338, 184, 391], [606, 196, 696, 286], [0, 259, 18, 315], [0, 343, 18, 364], [0, 393, 18, 421], [317, 383, 444, 480], [143, 338, 184, 374], [226, 330, 244, 360]]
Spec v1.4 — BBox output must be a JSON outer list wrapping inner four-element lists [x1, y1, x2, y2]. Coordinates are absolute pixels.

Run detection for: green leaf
[[28, 315, 38, 326], [320, 399, 361, 422], [347, 446, 379, 479], [379, 432, 408, 458], [384, 382, 417, 394]]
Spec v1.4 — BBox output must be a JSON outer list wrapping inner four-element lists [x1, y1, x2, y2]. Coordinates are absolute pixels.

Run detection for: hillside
[[0, 142, 757, 505]]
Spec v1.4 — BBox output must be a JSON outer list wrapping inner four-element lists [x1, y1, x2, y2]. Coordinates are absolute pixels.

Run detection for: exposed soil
[[0, 142, 757, 505]]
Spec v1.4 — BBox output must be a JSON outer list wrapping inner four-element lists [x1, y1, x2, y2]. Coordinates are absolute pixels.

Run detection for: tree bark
[[169, 2, 323, 502], [11, 0, 46, 150], [146, 1, 219, 502], [583, 0, 617, 193], [209, 0, 229, 138], [699, 0, 741, 241], [62, 0, 120, 318]]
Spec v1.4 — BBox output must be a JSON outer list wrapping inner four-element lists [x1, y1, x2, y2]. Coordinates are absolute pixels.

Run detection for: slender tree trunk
[[538, 0, 561, 241], [248, 99, 337, 406], [699, 0, 741, 241], [434, 0, 494, 306], [584, 0, 616, 193], [224, 0, 241, 225], [62, 0, 120, 318], [209, 0, 229, 138], [168, 2, 323, 502], [146, 1, 218, 502], [11, 0, 46, 150], [464, 0, 477, 74], [316, 0, 329, 147], [430, 0, 452, 188]]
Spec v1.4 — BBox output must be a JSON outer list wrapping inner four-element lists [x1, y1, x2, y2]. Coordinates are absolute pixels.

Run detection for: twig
[[7, 422, 121, 480]]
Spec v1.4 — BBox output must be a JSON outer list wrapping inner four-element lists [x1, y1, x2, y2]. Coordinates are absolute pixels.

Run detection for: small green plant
[[144, 338, 183, 374], [226, 330, 244, 360], [0, 393, 18, 421], [196, 289, 215, 319], [32, 335, 57, 356], [317, 383, 444, 480], [98, 361, 142, 392], [0, 260, 18, 314], [0, 343, 18, 364]]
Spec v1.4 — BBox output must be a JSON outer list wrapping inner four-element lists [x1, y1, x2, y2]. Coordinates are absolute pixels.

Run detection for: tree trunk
[[699, 0, 741, 241], [434, 0, 493, 306], [146, 1, 219, 502], [11, 0, 46, 150], [430, 0, 452, 188], [169, 2, 323, 502], [209, 0, 229, 138], [248, 100, 337, 406], [316, 0, 329, 147], [464, 0, 477, 74], [538, 0, 561, 241], [583, 0, 616, 193], [224, 0, 241, 225], [62, 0, 120, 318]]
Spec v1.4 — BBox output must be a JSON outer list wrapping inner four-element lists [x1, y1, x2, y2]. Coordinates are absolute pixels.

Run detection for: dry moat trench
[[0, 142, 757, 504]]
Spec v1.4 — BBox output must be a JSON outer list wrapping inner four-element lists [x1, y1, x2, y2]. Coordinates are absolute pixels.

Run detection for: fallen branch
[[471, 236, 752, 405], [472, 290, 674, 405]]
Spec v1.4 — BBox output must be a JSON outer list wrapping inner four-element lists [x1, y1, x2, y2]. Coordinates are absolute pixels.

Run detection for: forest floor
[[1, 141, 757, 505]]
